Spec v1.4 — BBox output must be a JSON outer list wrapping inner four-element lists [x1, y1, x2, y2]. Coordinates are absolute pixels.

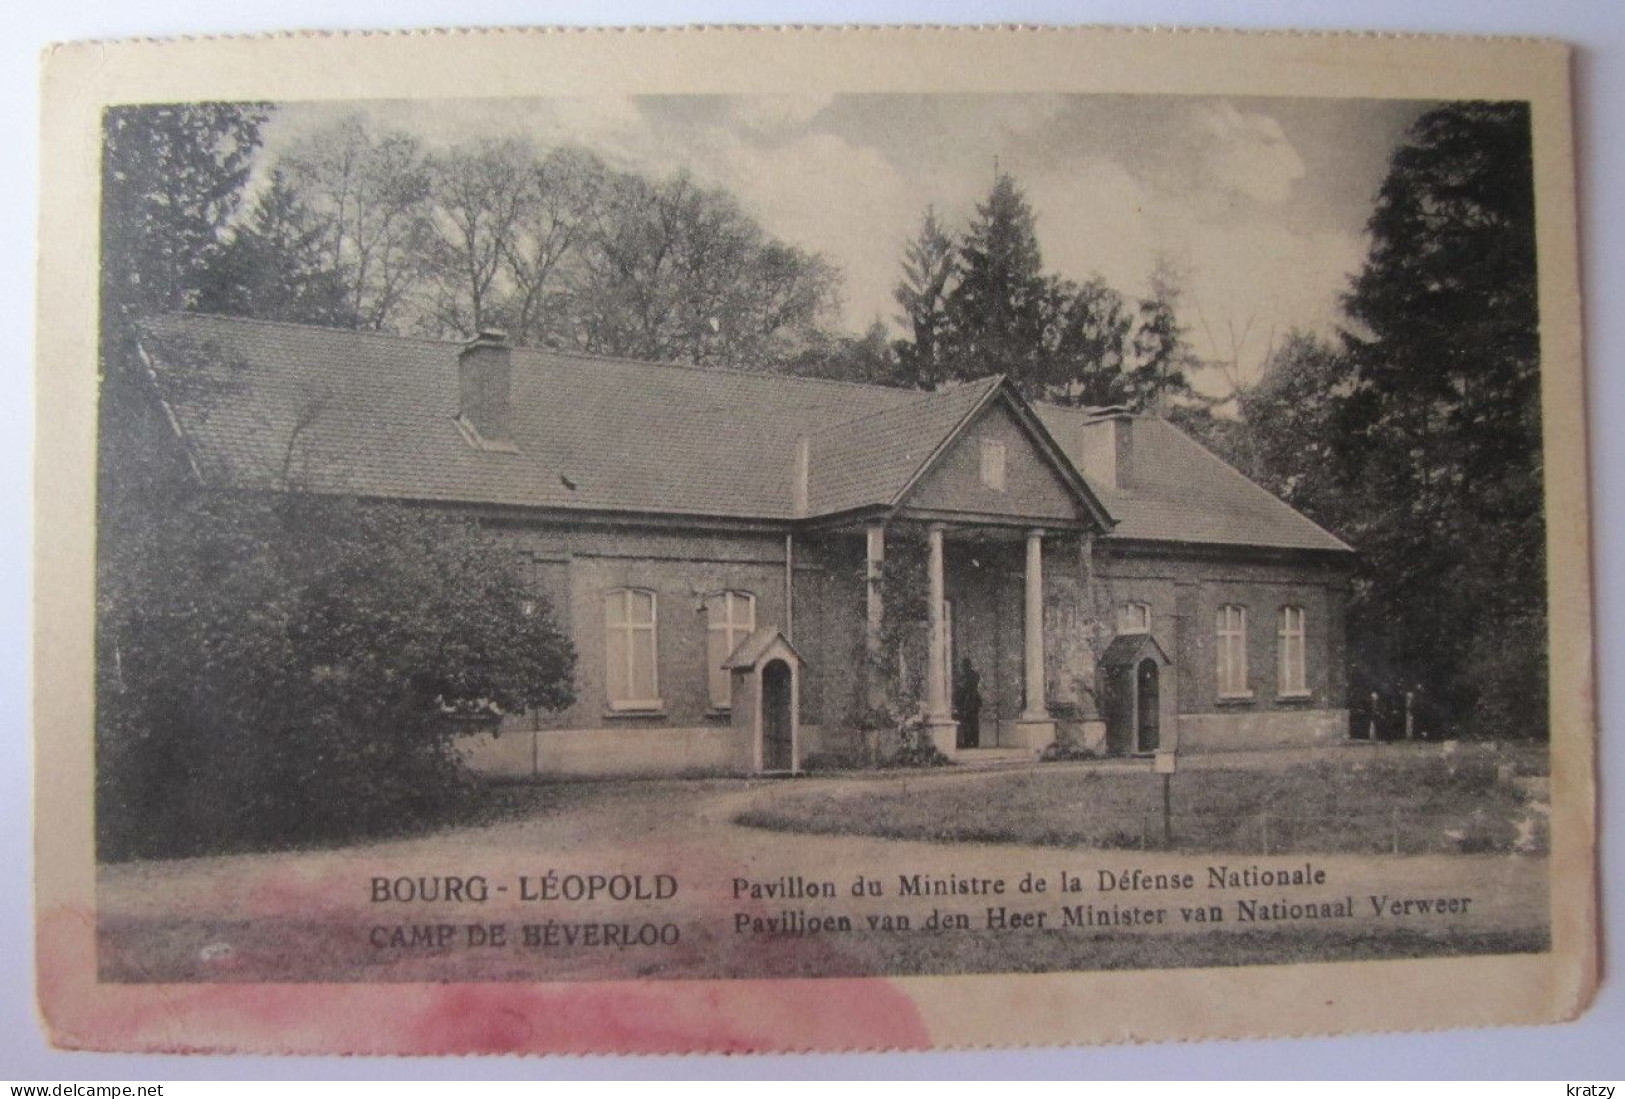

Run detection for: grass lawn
[[736, 752, 1549, 856]]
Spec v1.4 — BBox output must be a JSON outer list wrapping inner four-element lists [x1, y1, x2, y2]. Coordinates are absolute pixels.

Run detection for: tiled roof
[[806, 376, 1001, 515], [139, 313, 1351, 554], [1099, 632, 1172, 668], [140, 312, 918, 520], [1035, 406, 1353, 554], [721, 625, 804, 670]]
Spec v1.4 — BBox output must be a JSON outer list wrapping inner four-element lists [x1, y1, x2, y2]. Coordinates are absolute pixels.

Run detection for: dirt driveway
[[96, 770, 1550, 982]]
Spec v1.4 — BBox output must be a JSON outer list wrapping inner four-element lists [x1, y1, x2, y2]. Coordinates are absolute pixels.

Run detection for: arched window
[[605, 588, 660, 711], [1118, 601, 1152, 634], [1216, 604, 1250, 699], [706, 591, 756, 710], [1278, 606, 1308, 697]]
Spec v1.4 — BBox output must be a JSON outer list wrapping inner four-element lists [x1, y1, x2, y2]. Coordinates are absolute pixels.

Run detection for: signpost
[[1153, 750, 1177, 845]]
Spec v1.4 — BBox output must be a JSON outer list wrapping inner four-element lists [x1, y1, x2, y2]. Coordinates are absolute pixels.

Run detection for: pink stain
[[39, 905, 933, 1055]]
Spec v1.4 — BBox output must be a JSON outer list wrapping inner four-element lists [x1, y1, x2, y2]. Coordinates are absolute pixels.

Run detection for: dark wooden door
[[762, 660, 793, 771], [1136, 659, 1160, 752]]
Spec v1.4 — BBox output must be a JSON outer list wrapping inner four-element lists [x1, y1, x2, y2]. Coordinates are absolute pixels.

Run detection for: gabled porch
[[788, 375, 1117, 762]]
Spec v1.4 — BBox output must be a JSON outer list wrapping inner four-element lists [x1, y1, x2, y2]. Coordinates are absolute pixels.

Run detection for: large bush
[[95, 491, 575, 860]]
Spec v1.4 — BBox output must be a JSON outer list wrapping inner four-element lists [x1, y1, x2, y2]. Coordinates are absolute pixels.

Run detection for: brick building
[[137, 313, 1355, 776]]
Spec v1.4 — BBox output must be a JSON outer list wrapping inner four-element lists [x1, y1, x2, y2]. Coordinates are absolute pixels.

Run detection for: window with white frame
[[604, 588, 660, 710], [1216, 604, 1250, 698], [1278, 605, 1308, 696], [706, 591, 756, 710], [980, 438, 1006, 491], [1118, 601, 1152, 634]]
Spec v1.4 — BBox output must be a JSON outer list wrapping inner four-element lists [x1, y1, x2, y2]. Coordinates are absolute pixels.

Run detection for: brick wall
[[1095, 543, 1353, 741], [465, 518, 1353, 764], [490, 521, 791, 734]]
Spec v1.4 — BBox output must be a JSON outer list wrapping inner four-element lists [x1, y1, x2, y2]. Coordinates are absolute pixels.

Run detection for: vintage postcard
[[34, 26, 1595, 1054]]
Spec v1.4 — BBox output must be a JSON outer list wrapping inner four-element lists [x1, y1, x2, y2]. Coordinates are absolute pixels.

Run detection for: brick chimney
[[458, 328, 512, 444], [1079, 406, 1134, 490]]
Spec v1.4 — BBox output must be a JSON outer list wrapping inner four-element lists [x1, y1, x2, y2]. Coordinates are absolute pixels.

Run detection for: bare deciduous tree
[[270, 117, 837, 368], [572, 170, 838, 367], [499, 146, 605, 346], [281, 116, 433, 332]]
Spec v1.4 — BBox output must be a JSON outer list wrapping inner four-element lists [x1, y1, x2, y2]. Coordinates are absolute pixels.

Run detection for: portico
[[860, 518, 1073, 758]]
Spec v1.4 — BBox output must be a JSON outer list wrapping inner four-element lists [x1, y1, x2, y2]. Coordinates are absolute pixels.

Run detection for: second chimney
[[458, 328, 512, 444], [1079, 407, 1134, 491]]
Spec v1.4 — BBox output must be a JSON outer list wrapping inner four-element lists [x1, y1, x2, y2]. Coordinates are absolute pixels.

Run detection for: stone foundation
[[1008, 717, 1057, 751], [926, 720, 961, 757]]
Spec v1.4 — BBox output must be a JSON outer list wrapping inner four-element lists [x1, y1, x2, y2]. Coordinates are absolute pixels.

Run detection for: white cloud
[[1191, 102, 1306, 205], [1180, 222, 1364, 394], [1024, 146, 1361, 398], [717, 132, 914, 328], [263, 97, 655, 169], [1027, 157, 1158, 298]]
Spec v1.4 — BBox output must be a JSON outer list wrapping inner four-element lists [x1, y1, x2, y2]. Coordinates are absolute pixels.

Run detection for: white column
[[865, 523, 885, 709], [926, 523, 951, 724], [1022, 528, 1048, 721]]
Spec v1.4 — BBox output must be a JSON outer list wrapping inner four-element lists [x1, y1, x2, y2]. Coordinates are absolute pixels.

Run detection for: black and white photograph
[[29, 25, 1596, 1056]]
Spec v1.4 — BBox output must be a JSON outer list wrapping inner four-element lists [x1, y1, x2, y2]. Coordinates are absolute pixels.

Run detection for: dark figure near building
[[954, 656, 982, 749]]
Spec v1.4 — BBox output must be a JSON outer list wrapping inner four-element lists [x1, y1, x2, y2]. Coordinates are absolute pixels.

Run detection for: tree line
[[1233, 102, 1545, 741], [94, 97, 1549, 862], [173, 112, 1209, 409], [190, 113, 842, 369], [884, 180, 1197, 411]]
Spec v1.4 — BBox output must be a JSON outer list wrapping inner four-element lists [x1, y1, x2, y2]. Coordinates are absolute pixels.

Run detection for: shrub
[[892, 740, 951, 769], [1040, 741, 1101, 763], [800, 747, 870, 773], [95, 491, 575, 860]]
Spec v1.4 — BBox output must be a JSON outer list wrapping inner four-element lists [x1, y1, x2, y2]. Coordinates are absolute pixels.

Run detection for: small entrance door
[[1136, 658, 1160, 752], [762, 659, 794, 771]]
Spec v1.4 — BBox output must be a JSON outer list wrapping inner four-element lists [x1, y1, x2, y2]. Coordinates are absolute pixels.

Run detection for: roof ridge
[[156, 310, 937, 401], [529, 346, 917, 396], [1032, 399, 1136, 419], [805, 378, 997, 440], [156, 310, 458, 349]]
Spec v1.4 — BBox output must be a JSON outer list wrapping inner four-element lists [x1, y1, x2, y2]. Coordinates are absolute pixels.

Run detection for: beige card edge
[[31, 25, 1597, 1054]]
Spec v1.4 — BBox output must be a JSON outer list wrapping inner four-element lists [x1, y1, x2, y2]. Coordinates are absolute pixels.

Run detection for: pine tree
[[98, 103, 270, 505], [1040, 275, 1135, 407], [942, 173, 1049, 391], [892, 207, 957, 389], [1126, 258, 1197, 411], [196, 169, 353, 326], [1236, 330, 1354, 515], [100, 103, 270, 334], [1337, 100, 1543, 739]]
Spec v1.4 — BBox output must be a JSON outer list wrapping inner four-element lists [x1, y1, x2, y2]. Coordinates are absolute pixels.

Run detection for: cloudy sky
[[263, 92, 1430, 395]]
